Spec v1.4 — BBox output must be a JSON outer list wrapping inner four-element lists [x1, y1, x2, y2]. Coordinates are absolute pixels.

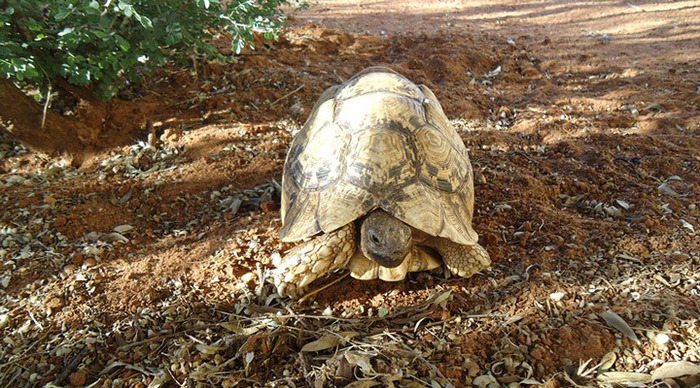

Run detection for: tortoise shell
[[279, 66, 478, 246]]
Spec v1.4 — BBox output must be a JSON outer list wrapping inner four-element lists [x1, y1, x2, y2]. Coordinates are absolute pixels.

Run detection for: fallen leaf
[[345, 351, 373, 374], [301, 335, 342, 352], [473, 374, 498, 387], [148, 371, 171, 388], [113, 224, 134, 234], [658, 182, 680, 197], [599, 351, 617, 372], [345, 381, 379, 388], [99, 232, 129, 244], [615, 199, 631, 209], [600, 310, 639, 342], [597, 372, 651, 384], [432, 290, 452, 306], [520, 378, 543, 385], [651, 361, 700, 381], [196, 343, 223, 355], [680, 219, 695, 233]]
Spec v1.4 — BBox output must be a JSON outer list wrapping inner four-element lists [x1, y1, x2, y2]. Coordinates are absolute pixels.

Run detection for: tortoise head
[[360, 210, 412, 268]]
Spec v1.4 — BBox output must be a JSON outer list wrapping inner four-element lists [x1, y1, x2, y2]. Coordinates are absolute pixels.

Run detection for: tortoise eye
[[369, 232, 380, 244]]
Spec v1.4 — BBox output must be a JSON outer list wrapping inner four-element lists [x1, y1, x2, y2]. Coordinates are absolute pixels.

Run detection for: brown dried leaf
[[301, 335, 342, 352], [220, 321, 262, 336], [345, 351, 373, 374], [196, 343, 223, 355], [345, 381, 380, 388]]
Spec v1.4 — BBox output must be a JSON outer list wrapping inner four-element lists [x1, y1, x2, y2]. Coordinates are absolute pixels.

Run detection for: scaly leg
[[425, 238, 491, 278], [271, 223, 356, 297]]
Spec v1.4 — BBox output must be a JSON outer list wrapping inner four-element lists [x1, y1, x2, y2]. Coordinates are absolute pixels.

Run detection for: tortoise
[[271, 66, 490, 297]]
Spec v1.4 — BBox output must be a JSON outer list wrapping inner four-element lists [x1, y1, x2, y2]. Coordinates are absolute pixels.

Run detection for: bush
[[0, 0, 296, 99]]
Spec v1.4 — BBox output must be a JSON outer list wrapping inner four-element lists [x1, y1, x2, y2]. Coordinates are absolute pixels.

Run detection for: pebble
[[260, 201, 280, 212], [53, 216, 68, 227], [45, 296, 64, 310], [550, 291, 565, 301], [71, 253, 85, 266], [655, 333, 670, 346], [240, 272, 256, 284], [69, 370, 87, 386], [465, 359, 481, 377]]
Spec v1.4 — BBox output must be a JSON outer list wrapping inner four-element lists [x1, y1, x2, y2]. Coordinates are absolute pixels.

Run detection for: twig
[[270, 85, 304, 106], [299, 273, 349, 303], [41, 84, 52, 129], [27, 311, 43, 330], [117, 322, 225, 350], [515, 150, 538, 164], [53, 346, 89, 385], [398, 343, 454, 388]]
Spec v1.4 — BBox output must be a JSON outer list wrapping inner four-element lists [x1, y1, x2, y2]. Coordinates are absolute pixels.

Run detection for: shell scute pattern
[[419, 85, 469, 158], [317, 182, 375, 233], [280, 67, 478, 246], [414, 126, 469, 193], [290, 122, 349, 190], [335, 70, 424, 101], [334, 93, 425, 135], [345, 128, 417, 193]]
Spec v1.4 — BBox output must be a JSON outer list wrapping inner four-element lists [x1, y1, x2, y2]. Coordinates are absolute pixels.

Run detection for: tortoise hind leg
[[426, 238, 491, 278], [272, 223, 356, 297]]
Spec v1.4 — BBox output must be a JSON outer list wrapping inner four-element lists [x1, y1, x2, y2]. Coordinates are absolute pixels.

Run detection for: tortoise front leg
[[425, 238, 491, 278], [271, 223, 356, 297]]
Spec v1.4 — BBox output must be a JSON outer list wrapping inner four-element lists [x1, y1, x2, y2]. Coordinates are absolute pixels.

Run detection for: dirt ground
[[1, 1, 700, 387]]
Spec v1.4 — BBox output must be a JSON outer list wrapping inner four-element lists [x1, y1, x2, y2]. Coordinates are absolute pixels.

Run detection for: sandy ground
[[1, 1, 699, 387]]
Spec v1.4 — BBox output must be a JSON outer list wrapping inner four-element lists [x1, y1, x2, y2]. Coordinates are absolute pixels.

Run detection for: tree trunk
[[0, 78, 97, 155]]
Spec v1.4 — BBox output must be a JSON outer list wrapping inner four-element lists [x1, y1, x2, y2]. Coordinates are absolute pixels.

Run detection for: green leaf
[[54, 8, 72, 21], [2, 0, 301, 99], [57, 27, 74, 37], [115, 35, 131, 51]]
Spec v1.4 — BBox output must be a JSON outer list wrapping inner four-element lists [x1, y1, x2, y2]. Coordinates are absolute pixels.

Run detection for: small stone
[[63, 264, 77, 274], [69, 370, 87, 386], [465, 359, 480, 377], [71, 253, 85, 266], [84, 258, 97, 267], [54, 216, 67, 227], [260, 201, 280, 212], [46, 296, 64, 310], [44, 196, 57, 205], [0, 313, 9, 329], [240, 272, 255, 284], [550, 291, 566, 301], [654, 333, 670, 346]]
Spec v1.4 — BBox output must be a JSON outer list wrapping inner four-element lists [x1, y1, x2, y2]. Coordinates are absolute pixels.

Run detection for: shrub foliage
[[1, 0, 294, 98]]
